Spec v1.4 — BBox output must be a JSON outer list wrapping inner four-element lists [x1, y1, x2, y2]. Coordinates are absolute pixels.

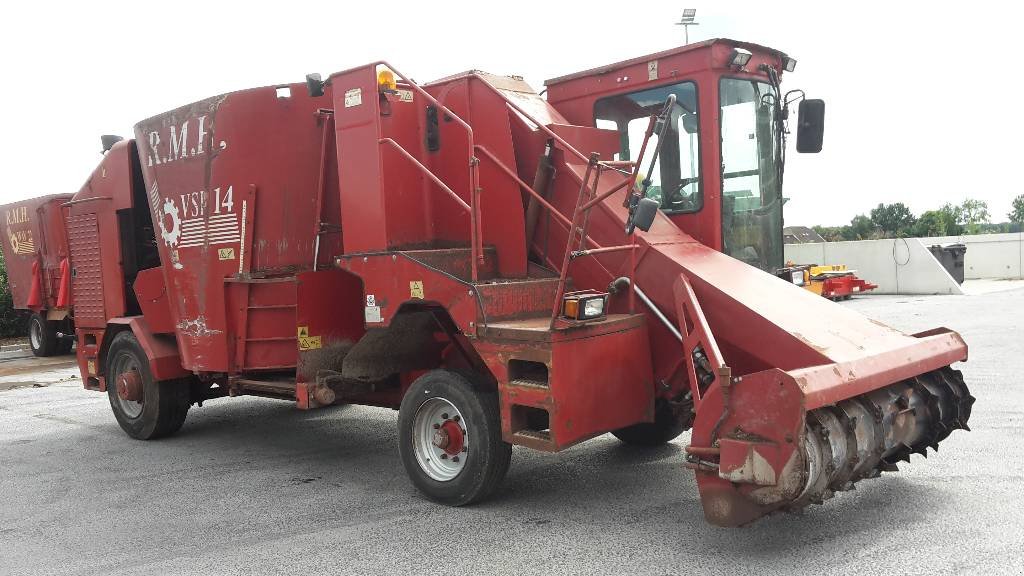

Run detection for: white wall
[[924, 233, 1023, 279], [785, 238, 964, 295]]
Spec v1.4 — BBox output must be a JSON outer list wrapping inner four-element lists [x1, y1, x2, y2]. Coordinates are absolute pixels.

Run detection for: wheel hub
[[433, 420, 465, 455], [116, 371, 143, 402], [432, 428, 449, 449], [412, 397, 469, 481]]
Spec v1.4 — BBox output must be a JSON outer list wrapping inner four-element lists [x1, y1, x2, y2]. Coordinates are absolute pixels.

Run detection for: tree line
[[812, 194, 1024, 242], [0, 251, 28, 337]]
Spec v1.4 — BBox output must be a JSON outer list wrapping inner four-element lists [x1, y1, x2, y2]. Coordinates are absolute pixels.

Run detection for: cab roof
[[544, 38, 789, 86]]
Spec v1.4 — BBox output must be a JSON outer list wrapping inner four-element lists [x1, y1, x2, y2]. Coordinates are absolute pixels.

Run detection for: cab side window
[[594, 82, 701, 214]]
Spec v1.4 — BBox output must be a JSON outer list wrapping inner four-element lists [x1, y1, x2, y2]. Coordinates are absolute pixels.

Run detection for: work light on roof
[[783, 57, 798, 72], [728, 48, 752, 68]]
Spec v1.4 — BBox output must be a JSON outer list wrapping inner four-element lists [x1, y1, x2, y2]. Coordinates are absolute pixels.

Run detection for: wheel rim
[[110, 350, 144, 419], [412, 397, 468, 482], [29, 319, 42, 350]]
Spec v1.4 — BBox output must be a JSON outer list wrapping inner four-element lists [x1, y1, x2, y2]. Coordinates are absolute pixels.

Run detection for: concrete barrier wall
[[785, 238, 963, 295], [924, 233, 1023, 279]]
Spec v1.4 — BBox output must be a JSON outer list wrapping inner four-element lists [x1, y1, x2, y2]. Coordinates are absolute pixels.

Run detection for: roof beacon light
[[377, 69, 397, 93]]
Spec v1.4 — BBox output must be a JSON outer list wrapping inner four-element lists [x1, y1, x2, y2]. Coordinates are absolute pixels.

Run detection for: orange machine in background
[[777, 263, 878, 300]]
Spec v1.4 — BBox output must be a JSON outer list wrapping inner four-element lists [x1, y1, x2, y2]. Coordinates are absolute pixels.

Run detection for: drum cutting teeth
[[937, 367, 975, 431], [790, 367, 972, 513]]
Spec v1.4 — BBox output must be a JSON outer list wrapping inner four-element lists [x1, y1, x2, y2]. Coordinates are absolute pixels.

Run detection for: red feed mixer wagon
[[52, 39, 971, 526], [0, 194, 75, 356]]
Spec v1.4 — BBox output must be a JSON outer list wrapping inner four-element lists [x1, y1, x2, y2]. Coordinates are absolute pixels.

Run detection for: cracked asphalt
[[1, 285, 1021, 575]]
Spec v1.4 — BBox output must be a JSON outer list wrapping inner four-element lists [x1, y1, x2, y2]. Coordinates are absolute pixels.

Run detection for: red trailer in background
[[0, 194, 74, 356]]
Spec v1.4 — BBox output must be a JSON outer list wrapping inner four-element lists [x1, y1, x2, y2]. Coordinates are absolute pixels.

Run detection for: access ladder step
[[511, 429, 557, 452], [473, 277, 561, 321], [508, 377, 549, 389], [401, 246, 499, 282]]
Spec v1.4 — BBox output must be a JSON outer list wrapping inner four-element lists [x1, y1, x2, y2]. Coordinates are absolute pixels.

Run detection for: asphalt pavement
[[1, 285, 1022, 575]]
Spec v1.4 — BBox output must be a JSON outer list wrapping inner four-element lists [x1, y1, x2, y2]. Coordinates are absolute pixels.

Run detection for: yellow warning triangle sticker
[[297, 326, 309, 338]]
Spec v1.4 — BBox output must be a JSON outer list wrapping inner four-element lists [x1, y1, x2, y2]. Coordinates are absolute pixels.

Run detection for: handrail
[[470, 82, 648, 327], [379, 138, 479, 282], [368, 67, 649, 324], [476, 74, 643, 193], [549, 154, 600, 328], [580, 177, 631, 212], [548, 155, 641, 326], [380, 139, 471, 212], [569, 244, 635, 259], [374, 62, 483, 277], [475, 72, 669, 328], [477, 143, 640, 324], [374, 61, 476, 144], [471, 77, 590, 165], [312, 109, 334, 271], [474, 145, 601, 252], [61, 196, 112, 207]]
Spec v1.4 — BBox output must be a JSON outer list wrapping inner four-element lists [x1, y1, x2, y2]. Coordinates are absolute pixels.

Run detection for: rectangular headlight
[[791, 270, 804, 286], [582, 297, 605, 319], [562, 292, 608, 321]]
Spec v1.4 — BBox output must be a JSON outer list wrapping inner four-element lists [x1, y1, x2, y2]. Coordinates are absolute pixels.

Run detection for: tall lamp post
[[676, 9, 698, 45]]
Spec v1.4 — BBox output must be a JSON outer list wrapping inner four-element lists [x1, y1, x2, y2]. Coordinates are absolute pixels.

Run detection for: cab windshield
[[719, 78, 783, 272], [594, 82, 701, 213]]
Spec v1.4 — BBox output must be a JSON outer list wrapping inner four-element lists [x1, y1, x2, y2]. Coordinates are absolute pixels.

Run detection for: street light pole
[[675, 9, 699, 45]]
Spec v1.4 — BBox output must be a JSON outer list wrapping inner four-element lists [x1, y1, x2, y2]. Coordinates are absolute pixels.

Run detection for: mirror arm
[[626, 94, 677, 234]]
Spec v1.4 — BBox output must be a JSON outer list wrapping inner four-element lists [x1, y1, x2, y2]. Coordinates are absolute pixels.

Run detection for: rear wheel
[[612, 397, 692, 446], [28, 313, 57, 357], [56, 338, 74, 355], [105, 331, 190, 440], [398, 370, 511, 505]]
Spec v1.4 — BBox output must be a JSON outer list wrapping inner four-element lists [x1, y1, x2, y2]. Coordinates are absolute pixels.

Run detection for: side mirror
[[632, 197, 660, 232], [796, 99, 825, 153], [100, 135, 123, 153], [305, 73, 324, 97]]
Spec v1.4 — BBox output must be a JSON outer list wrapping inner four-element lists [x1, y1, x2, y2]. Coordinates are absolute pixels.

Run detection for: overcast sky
[[1, 1, 1019, 226]]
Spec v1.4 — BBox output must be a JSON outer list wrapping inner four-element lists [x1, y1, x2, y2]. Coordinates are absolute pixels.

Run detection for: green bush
[[0, 251, 29, 338]]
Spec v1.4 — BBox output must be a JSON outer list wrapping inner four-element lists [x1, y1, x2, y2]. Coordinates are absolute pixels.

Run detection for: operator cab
[[545, 39, 823, 274]]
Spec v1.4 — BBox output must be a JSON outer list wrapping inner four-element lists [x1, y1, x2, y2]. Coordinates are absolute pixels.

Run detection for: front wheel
[[398, 370, 511, 506], [106, 331, 190, 440]]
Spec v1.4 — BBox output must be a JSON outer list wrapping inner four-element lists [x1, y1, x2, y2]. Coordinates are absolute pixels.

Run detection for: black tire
[[56, 336, 74, 355], [398, 369, 511, 506], [105, 331, 190, 440], [28, 313, 57, 357], [612, 398, 691, 446]]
